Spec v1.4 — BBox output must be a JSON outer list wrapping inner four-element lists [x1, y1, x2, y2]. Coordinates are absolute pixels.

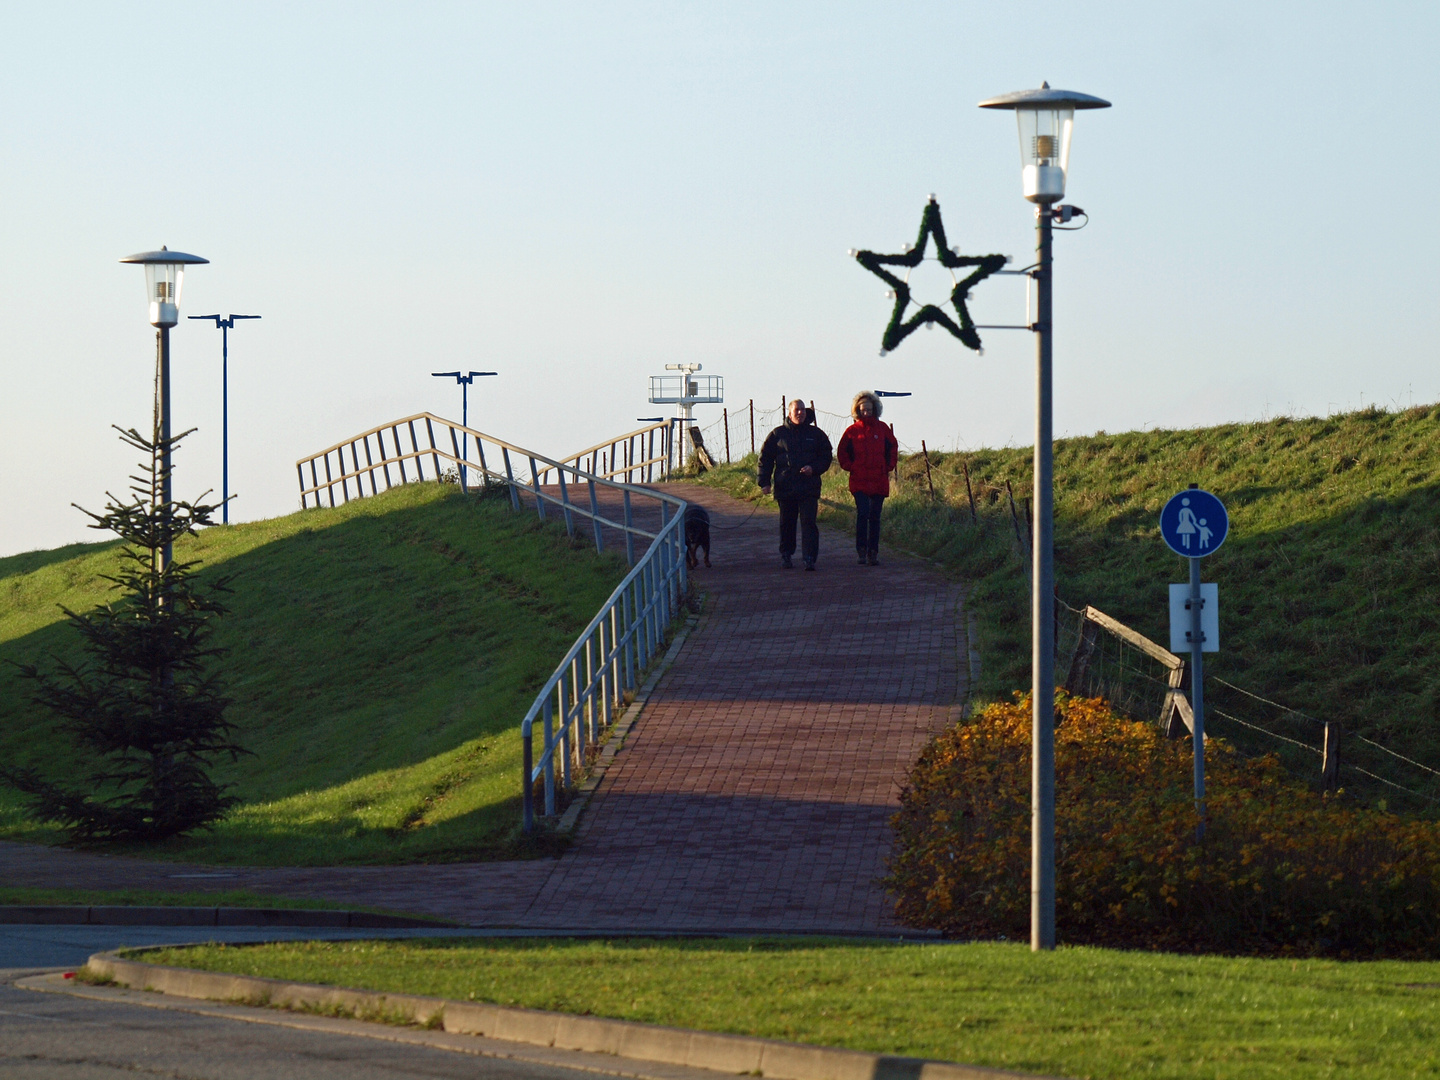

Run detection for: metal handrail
[[294, 413, 690, 833], [543, 420, 675, 485]]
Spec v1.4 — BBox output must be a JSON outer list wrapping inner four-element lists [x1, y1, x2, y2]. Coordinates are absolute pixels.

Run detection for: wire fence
[[686, 396, 1440, 811], [1055, 597, 1440, 812], [691, 398, 923, 469]]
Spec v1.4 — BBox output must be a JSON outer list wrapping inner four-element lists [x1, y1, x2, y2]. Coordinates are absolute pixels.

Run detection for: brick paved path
[[1, 484, 966, 933]]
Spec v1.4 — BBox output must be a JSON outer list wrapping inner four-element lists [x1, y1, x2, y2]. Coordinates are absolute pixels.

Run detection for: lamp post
[[979, 82, 1110, 952], [189, 314, 260, 523], [431, 370, 497, 487], [120, 247, 209, 573]]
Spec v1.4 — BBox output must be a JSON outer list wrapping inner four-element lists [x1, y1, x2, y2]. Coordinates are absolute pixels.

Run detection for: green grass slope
[[0, 482, 629, 864], [697, 405, 1440, 799]]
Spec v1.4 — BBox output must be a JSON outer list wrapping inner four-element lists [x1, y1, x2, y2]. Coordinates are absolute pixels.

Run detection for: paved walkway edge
[[83, 950, 1049, 1080], [0, 906, 450, 928]]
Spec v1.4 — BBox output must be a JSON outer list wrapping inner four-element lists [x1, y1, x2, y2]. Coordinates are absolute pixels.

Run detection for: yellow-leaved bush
[[886, 693, 1440, 956]]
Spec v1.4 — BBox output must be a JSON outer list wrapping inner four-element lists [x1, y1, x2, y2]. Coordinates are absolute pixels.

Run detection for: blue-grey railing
[[295, 412, 689, 833]]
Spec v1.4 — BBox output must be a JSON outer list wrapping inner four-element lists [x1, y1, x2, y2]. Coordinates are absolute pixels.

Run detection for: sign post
[[1159, 484, 1229, 837]]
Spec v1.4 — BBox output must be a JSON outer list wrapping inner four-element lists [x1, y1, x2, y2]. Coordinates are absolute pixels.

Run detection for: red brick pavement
[[1, 483, 966, 933]]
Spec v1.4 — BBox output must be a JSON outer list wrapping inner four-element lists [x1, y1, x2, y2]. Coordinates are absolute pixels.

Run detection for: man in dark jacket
[[758, 397, 833, 569]]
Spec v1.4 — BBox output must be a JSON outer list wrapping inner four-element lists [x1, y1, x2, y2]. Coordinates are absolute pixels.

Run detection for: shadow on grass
[[0, 485, 625, 864]]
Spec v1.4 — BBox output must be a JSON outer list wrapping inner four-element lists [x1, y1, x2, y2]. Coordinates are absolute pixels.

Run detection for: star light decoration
[[852, 196, 1009, 355]]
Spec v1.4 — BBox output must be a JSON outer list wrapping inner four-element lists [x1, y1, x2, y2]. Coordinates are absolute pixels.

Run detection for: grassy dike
[[695, 405, 1440, 791], [0, 482, 629, 864], [136, 936, 1440, 1080]]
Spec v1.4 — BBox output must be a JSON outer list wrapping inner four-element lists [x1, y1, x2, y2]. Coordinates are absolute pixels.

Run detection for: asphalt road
[[1, 966, 726, 1080]]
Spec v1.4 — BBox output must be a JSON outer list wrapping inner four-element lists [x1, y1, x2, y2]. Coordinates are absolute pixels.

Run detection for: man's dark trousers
[[777, 495, 820, 564]]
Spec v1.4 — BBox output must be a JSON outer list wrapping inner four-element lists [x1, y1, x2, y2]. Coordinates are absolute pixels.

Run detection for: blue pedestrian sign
[[1160, 489, 1228, 558]]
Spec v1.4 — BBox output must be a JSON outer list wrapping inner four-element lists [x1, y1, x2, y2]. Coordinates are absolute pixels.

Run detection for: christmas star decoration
[[853, 197, 1009, 355]]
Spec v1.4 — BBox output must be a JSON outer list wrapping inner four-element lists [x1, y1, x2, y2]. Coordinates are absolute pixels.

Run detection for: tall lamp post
[[431, 370, 497, 487], [979, 82, 1110, 952], [120, 247, 209, 573], [189, 313, 260, 523]]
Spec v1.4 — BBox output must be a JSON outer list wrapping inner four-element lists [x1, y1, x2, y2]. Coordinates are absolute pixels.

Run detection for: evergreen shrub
[[887, 694, 1440, 956]]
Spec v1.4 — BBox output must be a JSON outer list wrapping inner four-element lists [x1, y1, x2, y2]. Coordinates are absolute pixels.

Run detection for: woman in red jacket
[[836, 391, 898, 565]]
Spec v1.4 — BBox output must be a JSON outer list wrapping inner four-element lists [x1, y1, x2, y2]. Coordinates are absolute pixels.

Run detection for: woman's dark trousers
[[853, 492, 885, 556], [777, 495, 820, 564]]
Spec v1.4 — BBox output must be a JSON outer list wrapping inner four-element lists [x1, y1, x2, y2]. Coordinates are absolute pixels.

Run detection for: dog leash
[[699, 501, 765, 530]]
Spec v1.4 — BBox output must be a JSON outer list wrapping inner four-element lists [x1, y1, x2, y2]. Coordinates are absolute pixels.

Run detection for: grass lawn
[[694, 405, 1440, 805], [0, 482, 630, 864], [135, 936, 1440, 1079]]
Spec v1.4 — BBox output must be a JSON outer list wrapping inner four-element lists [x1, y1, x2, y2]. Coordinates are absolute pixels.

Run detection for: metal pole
[[1031, 205, 1055, 953], [522, 729, 534, 833], [1190, 551, 1206, 838], [158, 326, 173, 575], [220, 321, 229, 523], [460, 378, 469, 489]]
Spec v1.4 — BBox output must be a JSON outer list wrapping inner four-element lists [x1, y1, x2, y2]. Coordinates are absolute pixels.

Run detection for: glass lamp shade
[[1017, 107, 1074, 204], [978, 85, 1110, 205], [119, 248, 209, 327], [144, 263, 186, 327]]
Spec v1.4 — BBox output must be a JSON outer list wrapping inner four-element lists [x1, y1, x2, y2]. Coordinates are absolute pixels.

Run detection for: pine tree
[[2, 421, 246, 842]]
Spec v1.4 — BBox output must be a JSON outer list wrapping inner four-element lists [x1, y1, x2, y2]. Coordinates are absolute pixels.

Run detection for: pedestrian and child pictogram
[[1160, 488, 1229, 558]]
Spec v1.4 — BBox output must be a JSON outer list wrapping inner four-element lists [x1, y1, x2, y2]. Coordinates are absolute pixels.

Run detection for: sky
[[2, 1, 1437, 555]]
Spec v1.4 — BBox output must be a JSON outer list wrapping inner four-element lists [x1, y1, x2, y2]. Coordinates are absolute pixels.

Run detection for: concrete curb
[[0, 906, 453, 928], [556, 608, 703, 835], [85, 950, 1049, 1080]]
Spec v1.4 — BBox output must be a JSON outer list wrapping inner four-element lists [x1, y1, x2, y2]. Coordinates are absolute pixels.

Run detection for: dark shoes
[[867, 552, 880, 566], [804, 560, 816, 571], [781, 554, 793, 569], [857, 552, 867, 565]]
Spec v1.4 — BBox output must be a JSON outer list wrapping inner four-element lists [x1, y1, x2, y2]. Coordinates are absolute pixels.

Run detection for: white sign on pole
[[1169, 583, 1219, 653]]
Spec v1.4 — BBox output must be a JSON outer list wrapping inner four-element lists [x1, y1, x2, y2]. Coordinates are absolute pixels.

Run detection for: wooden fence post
[[749, 399, 755, 455], [1005, 480, 1024, 547], [921, 440, 936, 501], [1162, 663, 1189, 738], [961, 459, 978, 523], [723, 407, 730, 463], [1063, 613, 1100, 695], [1322, 722, 1343, 790]]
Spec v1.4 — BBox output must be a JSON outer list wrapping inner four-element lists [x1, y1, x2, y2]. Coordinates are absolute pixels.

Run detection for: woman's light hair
[[851, 390, 882, 419]]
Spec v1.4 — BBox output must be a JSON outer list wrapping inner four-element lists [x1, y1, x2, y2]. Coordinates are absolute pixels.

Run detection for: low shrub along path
[[1, 484, 968, 932]]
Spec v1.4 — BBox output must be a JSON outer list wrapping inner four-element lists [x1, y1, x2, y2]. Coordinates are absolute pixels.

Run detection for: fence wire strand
[[1055, 598, 1439, 809]]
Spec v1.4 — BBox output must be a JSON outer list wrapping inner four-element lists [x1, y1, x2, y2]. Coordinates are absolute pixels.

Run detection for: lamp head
[[120, 247, 209, 326], [978, 83, 1110, 204]]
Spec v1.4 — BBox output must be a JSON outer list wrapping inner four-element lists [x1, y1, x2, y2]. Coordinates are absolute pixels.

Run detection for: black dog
[[684, 505, 711, 569]]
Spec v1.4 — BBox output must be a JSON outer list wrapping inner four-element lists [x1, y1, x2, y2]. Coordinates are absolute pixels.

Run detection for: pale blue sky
[[2, 2, 1437, 554]]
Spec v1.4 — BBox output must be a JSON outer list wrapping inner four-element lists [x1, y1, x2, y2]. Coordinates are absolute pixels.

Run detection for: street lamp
[[432, 370, 497, 488], [189, 314, 260, 524], [979, 82, 1109, 953], [120, 246, 209, 571]]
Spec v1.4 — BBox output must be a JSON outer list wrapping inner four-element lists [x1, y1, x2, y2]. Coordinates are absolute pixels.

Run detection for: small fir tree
[[2, 422, 246, 842]]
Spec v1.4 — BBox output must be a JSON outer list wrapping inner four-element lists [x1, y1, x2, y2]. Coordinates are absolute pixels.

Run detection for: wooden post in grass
[[723, 407, 730, 463], [1064, 613, 1099, 695], [1322, 722, 1343, 790], [1006, 480, 1024, 547], [749, 399, 755, 455], [961, 459, 978, 523], [921, 441, 936, 501]]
